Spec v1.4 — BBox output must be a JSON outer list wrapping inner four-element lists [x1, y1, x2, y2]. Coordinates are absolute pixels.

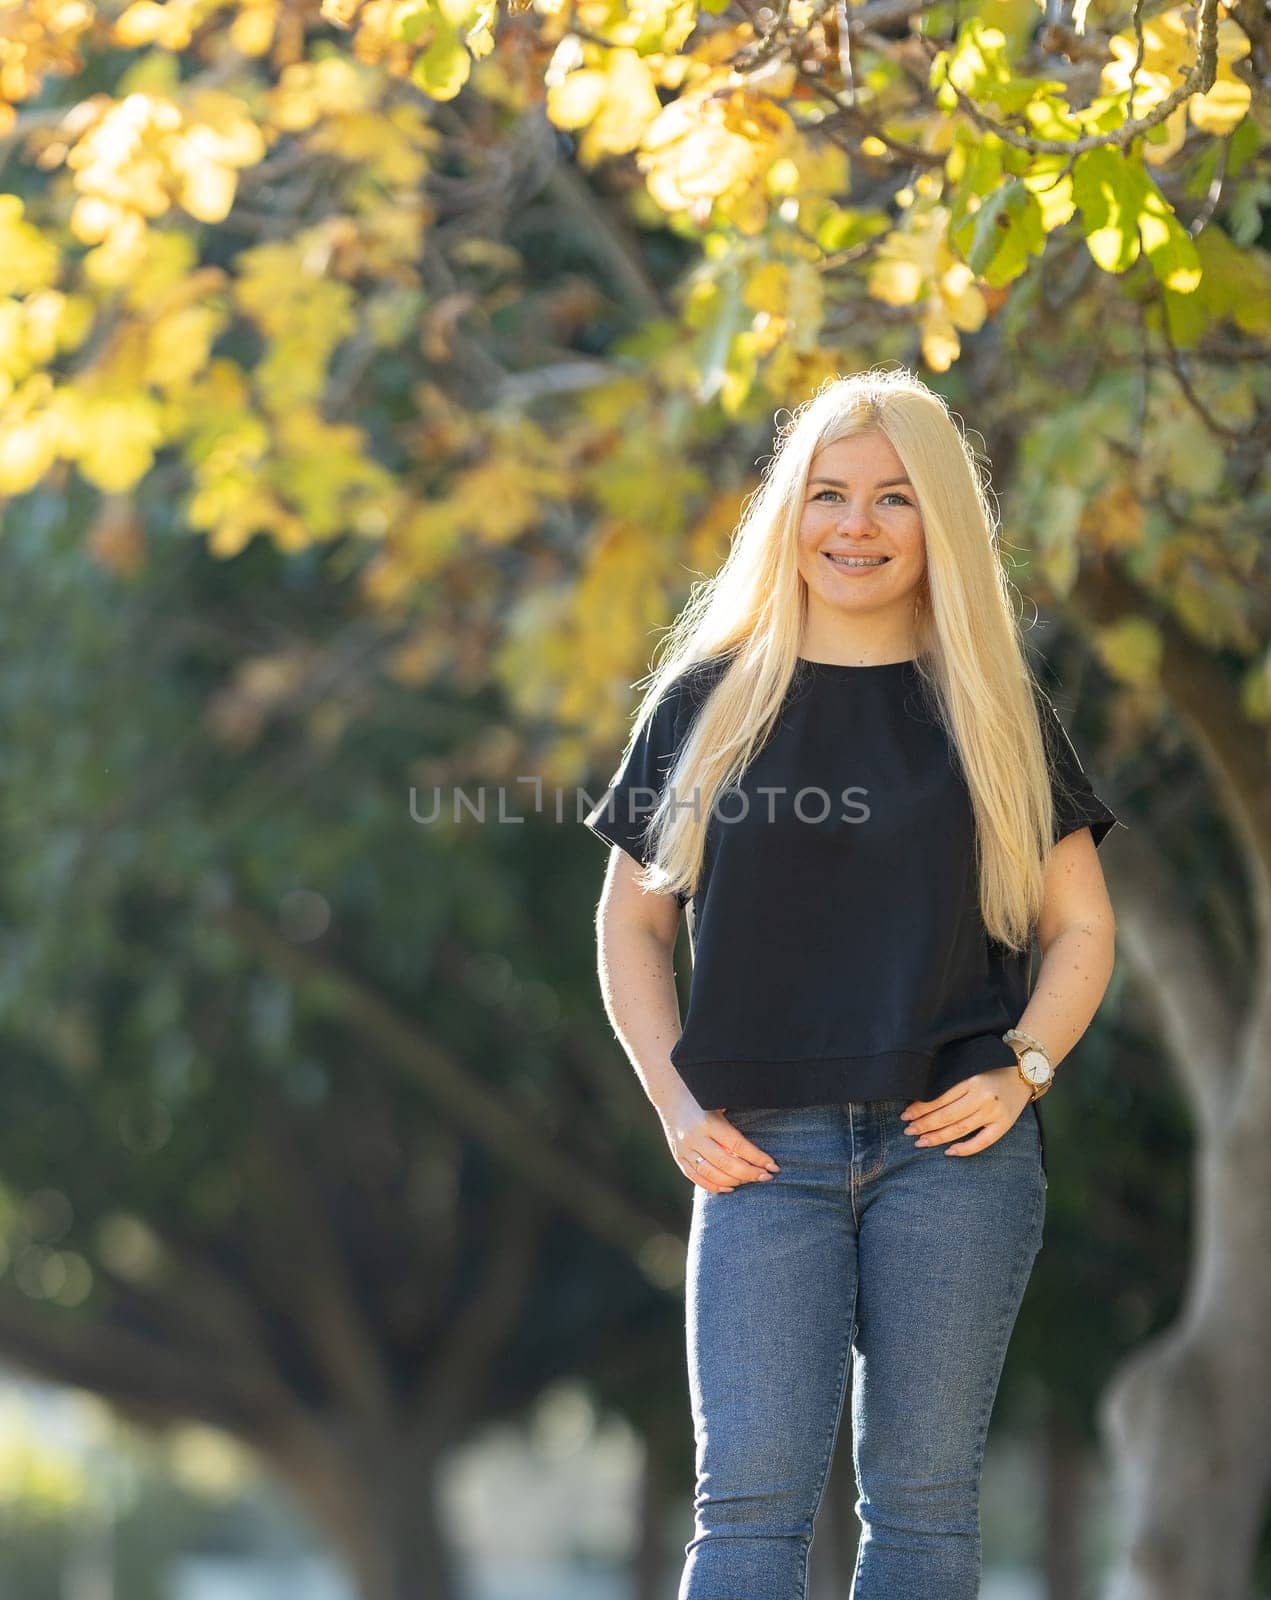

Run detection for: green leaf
[[945, 126, 1004, 236], [1073, 147, 1142, 273], [1073, 146, 1201, 291], [941, 19, 1068, 115], [960, 177, 1046, 285], [410, 21, 471, 100], [1160, 222, 1270, 343]]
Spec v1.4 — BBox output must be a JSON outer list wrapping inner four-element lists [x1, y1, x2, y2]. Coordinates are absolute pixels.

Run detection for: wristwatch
[[1003, 1027, 1055, 1101]]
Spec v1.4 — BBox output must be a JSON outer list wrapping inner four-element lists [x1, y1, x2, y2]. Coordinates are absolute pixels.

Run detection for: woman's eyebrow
[[808, 476, 913, 488]]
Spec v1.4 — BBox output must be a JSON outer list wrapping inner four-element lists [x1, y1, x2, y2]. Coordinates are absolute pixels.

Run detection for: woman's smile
[[824, 551, 892, 572]]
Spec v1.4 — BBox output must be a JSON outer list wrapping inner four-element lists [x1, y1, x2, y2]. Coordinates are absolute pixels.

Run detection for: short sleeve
[[583, 679, 689, 902], [1035, 682, 1122, 849]]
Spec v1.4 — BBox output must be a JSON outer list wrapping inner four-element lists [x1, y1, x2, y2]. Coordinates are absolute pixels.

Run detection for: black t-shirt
[[583, 653, 1123, 1175]]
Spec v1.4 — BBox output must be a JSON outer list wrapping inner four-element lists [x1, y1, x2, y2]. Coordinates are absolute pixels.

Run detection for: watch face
[[1020, 1049, 1051, 1085]]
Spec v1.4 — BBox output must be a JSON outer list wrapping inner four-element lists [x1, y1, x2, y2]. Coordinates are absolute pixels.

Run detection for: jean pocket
[[1010, 1107, 1048, 1179], [723, 1105, 781, 1126]]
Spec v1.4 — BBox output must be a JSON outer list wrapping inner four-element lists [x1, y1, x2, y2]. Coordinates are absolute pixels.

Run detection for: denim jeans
[[678, 1096, 1047, 1600]]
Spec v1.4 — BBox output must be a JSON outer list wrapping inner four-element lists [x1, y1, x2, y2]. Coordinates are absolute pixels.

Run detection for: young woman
[[583, 368, 1122, 1599]]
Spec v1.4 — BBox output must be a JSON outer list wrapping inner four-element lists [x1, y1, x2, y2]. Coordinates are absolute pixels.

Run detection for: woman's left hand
[[900, 1066, 1034, 1155]]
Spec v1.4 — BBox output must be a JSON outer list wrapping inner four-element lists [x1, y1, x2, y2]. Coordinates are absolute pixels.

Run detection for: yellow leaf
[[939, 260, 986, 329], [546, 68, 608, 130], [182, 90, 269, 169], [57, 389, 166, 492], [743, 261, 787, 313], [1142, 102, 1189, 166], [114, 2, 170, 45], [0, 195, 61, 295], [1095, 618, 1163, 687], [1085, 481, 1145, 550], [870, 252, 925, 306], [921, 312, 960, 372], [272, 57, 373, 131], [120, 230, 199, 307], [585, 52, 663, 160], [229, 1, 279, 56], [1240, 653, 1271, 722], [175, 160, 238, 224], [1189, 73, 1251, 135], [144, 304, 223, 390], [67, 96, 179, 219], [1038, 533, 1078, 596], [21, 288, 93, 366], [1192, 15, 1252, 133], [70, 196, 121, 247], [1102, 9, 1189, 118], [640, 89, 795, 230], [0, 411, 57, 494]]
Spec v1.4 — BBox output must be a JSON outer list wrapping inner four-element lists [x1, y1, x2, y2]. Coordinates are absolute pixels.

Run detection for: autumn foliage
[[0, 0, 1267, 725]]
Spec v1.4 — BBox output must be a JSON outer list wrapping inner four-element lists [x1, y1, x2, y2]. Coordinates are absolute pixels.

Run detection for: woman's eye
[[812, 489, 911, 506]]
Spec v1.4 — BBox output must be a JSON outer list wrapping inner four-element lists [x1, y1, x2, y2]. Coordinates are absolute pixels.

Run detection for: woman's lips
[[824, 552, 891, 571]]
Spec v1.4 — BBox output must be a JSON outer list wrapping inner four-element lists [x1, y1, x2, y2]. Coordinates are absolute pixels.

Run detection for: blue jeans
[[679, 1096, 1047, 1600]]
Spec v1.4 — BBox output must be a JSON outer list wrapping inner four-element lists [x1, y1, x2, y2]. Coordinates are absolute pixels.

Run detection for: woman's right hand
[[660, 1098, 781, 1193]]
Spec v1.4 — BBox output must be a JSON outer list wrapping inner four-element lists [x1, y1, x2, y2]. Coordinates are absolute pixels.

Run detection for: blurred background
[[0, 1, 1267, 1597]]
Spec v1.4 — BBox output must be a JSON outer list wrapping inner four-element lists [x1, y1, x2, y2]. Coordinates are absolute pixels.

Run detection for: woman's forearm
[[596, 917, 693, 1115], [1014, 918, 1117, 1072]]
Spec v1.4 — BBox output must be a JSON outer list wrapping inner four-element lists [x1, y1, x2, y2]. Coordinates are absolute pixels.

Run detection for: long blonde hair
[[623, 366, 1068, 953]]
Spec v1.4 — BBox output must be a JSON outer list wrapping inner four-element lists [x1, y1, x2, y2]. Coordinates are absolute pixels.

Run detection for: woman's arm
[[1015, 824, 1118, 1072], [594, 846, 688, 1115], [594, 847, 779, 1192], [901, 825, 1117, 1152]]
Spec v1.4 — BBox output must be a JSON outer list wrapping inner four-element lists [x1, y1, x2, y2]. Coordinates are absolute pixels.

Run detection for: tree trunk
[[633, 1443, 672, 1600], [267, 1425, 463, 1600], [1093, 821, 1271, 1599], [1097, 1130, 1271, 1600], [1042, 1394, 1089, 1599]]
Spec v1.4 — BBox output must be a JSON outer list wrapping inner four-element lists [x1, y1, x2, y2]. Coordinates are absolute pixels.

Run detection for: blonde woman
[[584, 368, 1122, 1599]]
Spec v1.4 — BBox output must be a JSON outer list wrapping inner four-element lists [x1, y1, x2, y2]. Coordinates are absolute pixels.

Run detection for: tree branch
[[412, 1181, 550, 1441], [1105, 830, 1240, 1120], [0, 1289, 290, 1438], [239, 1102, 397, 1425], [1069, 558, 1271, 945], [219, 901, 690, 1284]]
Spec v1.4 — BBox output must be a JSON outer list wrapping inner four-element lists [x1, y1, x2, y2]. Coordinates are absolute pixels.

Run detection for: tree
[[0, 515, 706, 1600], [1, 1, 1268, 1593]]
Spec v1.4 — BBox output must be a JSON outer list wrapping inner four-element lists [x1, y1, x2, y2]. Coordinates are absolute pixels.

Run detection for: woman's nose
[[836, 507, 881, 534]]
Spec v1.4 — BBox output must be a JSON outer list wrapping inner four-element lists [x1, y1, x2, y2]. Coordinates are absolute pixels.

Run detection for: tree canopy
[[1, 0, 1266, 733]]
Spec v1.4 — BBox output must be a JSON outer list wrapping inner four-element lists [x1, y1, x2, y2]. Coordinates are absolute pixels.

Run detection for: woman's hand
[[900, 1066, 1034, 1155], [659, 1096, 781, 1193]]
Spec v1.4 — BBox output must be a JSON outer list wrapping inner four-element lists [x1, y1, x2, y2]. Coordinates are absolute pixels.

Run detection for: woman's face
[[796, 430, 927, 634]]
